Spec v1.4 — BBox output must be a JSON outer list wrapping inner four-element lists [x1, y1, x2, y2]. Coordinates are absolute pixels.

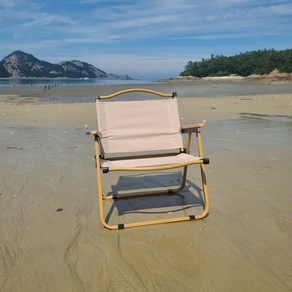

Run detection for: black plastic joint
[[189, 215, 196, 220], [172, 92, 177, 98], [168, 189, 174, 194], [118, 224, 125, 230], [94, 155, 97, 168], [203, 158, 210, 165], [102, 167, 109, 173]]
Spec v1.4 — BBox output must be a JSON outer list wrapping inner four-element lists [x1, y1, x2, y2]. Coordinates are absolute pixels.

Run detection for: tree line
[[180, 49, 292, 77]]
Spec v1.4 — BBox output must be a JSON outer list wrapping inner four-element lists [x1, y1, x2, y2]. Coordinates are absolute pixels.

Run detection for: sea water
[[0, 78, 154, 87]]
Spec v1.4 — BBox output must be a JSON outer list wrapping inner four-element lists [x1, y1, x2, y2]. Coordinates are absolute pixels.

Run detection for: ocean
[[0, 78, 154, 87]]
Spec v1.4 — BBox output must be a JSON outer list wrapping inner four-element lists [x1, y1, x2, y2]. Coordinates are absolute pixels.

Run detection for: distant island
[[0, 51, 132, 80], [180, 48, 292, 79]]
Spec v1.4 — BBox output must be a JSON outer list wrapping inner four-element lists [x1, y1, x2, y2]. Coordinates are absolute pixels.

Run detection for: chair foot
[[101, 211, 208, 230]]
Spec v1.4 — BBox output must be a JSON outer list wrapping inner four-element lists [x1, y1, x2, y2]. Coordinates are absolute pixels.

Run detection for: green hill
[[180, 49, 292, 78]]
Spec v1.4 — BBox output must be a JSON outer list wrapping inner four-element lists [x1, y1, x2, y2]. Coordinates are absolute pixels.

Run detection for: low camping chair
[[87, 88, 210, 230]]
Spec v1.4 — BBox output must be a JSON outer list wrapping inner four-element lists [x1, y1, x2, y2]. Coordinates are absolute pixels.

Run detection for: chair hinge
[[94, 155, 97, 168], [180, 148, 186, 153], [202, 158, 210, 164]]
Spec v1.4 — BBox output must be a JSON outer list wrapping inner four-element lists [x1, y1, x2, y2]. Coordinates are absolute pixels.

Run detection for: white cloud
[[60, 53, 191, 79], [0, 0, 21, 8], [0, 0, 291, 78], [1, 0, 291, 43]]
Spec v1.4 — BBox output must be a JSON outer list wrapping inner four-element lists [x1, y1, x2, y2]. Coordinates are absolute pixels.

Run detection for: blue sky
[[0, 0, 291, 79]]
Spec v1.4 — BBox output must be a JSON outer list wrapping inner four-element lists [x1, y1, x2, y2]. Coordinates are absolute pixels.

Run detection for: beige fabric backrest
[[96, 98, 183, 153]]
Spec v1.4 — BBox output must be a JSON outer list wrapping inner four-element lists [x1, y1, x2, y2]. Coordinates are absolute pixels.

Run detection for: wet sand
[[1, 79, 292, 101], [0, 84, 292, 291]]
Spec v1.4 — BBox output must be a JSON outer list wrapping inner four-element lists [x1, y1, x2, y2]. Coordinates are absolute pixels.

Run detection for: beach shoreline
[[163, 71, 292, 84], [1, 77, 292, 101]]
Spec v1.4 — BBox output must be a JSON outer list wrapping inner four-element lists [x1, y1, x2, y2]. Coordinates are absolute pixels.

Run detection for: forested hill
[[180, 49, 292, 78]]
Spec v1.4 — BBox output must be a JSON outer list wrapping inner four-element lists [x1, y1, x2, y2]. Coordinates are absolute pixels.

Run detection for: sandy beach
[[0, 82, 292, 291]]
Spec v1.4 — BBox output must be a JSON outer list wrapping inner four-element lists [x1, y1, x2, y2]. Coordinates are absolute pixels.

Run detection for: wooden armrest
[[86, 130, 102, 137], [181, 121, 205, 133]]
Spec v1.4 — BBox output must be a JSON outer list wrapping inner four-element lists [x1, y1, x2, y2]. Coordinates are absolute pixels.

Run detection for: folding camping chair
[[87, 88, 210, 230]]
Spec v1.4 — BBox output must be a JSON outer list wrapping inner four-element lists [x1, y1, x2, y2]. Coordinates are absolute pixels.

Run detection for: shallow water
[[49, 81, 292, 102], [2, 80, 292, 104], [0, 114, 291, 291]]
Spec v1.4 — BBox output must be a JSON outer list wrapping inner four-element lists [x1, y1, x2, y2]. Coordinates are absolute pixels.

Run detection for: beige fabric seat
[[101, 153, 201, 168], [88, 88, 210, 230]]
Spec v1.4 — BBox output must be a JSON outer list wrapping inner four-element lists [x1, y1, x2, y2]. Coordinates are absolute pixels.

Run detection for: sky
[[0, 0, 291, 79]]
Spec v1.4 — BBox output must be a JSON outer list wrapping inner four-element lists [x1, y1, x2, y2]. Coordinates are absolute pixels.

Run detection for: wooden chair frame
[[88, 88, 210, 229]]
